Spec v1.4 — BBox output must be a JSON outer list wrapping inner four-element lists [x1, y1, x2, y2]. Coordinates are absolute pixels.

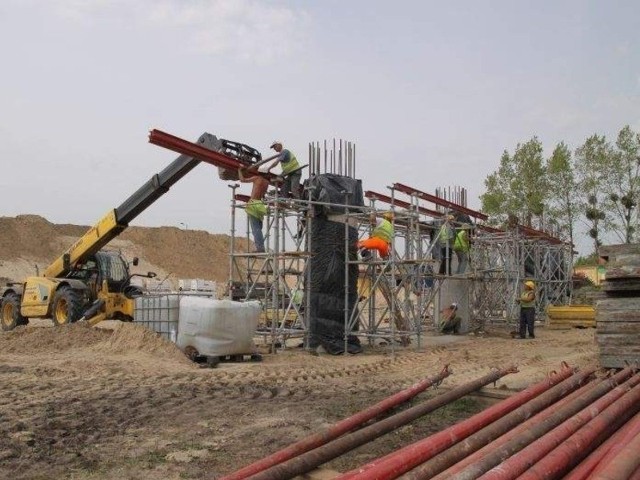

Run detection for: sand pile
[[0, 321, 192, 366], [0, 323, 112, 354], [0, 214, 250, 283], [94, 322, 192, 365]]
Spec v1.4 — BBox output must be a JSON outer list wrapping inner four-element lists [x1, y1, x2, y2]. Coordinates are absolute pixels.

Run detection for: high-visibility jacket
[[372, 219, 393, 243], [438, 223, 454, 245], [280, 149, 300, 175], [454, 229, 470, 252], [246, 199, 267, 220], [520, 289, 535, 308]]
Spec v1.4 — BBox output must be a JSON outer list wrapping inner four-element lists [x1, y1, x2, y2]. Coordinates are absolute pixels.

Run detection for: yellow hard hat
[[383, 211, 394, 221], [524, 281, 535, 289]]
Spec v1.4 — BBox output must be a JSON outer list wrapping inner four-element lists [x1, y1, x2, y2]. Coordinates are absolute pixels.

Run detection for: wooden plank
[[596, 335, 640, 353], [596, 298, 640, 324], [598, 244, 640, 260], [596, 311, 640, 323], [596, 321, 640, 334], [602, 252, 640, 281], [599, 354, 640, 369], [600, 280, 640, 293], [604, 266, 640, 281]]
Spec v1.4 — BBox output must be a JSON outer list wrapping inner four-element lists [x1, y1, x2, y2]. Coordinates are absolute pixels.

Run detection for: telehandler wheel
[[52, 287, 85, 326], [1, 293, 28, 331]]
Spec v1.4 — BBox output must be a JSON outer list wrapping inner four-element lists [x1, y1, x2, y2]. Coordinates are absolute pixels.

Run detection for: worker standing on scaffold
[[357, 211, 394, 259], [238, 168, 269, 253], [265, 140, 301, 199]]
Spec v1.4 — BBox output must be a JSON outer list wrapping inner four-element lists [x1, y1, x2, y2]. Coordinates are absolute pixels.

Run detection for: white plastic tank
[[134, 295, 180, 341], [177, 297, 260, 357]]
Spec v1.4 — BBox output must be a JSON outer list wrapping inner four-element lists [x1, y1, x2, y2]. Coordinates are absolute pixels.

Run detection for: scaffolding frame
[[470, 228, 573, 330], [226, 146, 573, 350]]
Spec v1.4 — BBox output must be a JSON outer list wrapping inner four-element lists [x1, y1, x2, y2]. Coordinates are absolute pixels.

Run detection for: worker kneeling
[[358, 211, 394, 259], [439, 302, 461, 335]]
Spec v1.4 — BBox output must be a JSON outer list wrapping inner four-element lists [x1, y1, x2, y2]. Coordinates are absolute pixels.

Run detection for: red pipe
[[430, 373, 599, 480], [393, 183, 488, 220], [589, 430, 640, 480], [564, 410, 640, 480], [149, 129, 239, 169], [417, 367, 625, 480], [245, 366, 518, 480], [149, 129, 279, 181], [480, 373, 640, 479], [518, 379, 640, 480], [337, 364, 579, 480], [219, 366, 451, 480], [630, 463, 640, 480], [588, 410, 640, 479], [365, 190, 442, 217]]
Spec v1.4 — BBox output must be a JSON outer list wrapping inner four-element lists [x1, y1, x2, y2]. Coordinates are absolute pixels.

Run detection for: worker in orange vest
[[358, 211, 394, 259]]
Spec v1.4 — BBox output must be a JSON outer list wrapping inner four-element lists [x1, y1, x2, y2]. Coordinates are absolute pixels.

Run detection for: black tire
[[51, 287, 85, 326], [1, 293, 28, 331]]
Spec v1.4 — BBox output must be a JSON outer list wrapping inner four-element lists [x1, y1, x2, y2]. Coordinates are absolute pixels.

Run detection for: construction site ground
[[0, 216, 600, 479]]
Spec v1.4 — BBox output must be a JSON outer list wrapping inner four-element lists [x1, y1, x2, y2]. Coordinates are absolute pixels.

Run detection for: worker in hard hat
[[358, 211, 394, 259], [517, 280, 536, 339], [439, 302, 461, 335], [453, 213, 473, 275], [265, 141, 302, 199], [437, 213, 455, 275]]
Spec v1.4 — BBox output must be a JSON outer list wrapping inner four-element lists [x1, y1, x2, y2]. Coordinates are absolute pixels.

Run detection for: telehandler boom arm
[[44, 132, 227, 278]]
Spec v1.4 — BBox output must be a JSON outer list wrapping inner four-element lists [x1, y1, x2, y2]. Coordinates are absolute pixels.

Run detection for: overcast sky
[[1, 0, 638, 254]]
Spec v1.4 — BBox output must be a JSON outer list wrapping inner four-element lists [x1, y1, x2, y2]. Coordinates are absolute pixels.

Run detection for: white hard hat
[[270, 140, 282, 149], [450, 302, 458, 309]]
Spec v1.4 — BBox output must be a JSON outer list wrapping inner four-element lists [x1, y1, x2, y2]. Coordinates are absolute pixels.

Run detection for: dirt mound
[[0, 215, 70, 262], [94, 322, 192, 365], [0, 214, 251, 283], [0, 321, 192, 366], [0, 323, 112, 354]]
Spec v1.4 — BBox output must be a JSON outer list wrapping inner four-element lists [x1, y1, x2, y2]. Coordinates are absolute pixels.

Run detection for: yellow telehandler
[[1, 132, 261, 330]]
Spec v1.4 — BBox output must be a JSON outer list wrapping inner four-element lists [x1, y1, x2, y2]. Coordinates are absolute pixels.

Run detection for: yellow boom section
[[43, 209, 126, 278]]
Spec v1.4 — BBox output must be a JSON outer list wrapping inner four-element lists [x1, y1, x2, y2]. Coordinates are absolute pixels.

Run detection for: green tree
[[481, 137, 548, 227], [574, 134, 611, 254], [546, 142, 578, 250], [606, 125, 640, 243]]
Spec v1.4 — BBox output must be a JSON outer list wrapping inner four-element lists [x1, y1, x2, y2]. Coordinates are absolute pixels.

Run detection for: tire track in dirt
[[0, 325, 599, 479]]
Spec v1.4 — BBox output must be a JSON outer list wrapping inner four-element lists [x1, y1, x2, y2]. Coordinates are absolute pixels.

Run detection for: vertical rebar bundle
[[309, 139, 356, 177]]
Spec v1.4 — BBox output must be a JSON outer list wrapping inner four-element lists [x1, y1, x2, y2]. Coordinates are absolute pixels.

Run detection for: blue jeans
[[249, 215, 264, 252], [455, 250, 469, 274]]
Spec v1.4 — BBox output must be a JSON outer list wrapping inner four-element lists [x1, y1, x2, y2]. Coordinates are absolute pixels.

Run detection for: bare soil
[[0, 215, 600, 479], [0, 215, 250, 291]]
